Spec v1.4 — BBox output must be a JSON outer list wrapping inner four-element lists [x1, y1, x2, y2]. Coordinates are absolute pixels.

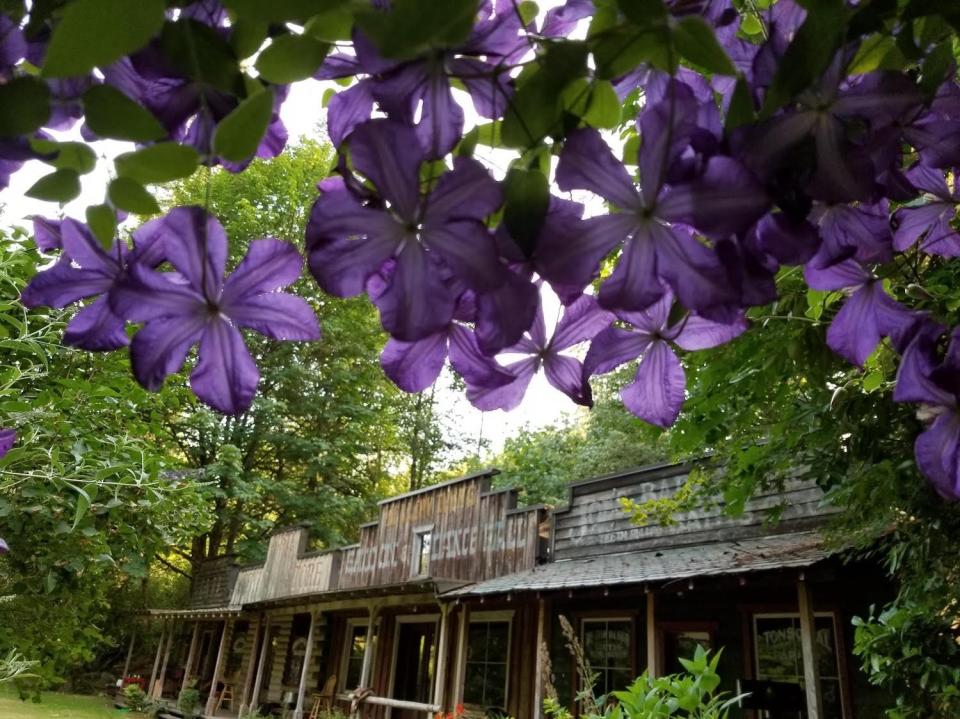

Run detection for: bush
[[178, 684, 202, 717], [123, 683, 155, 713]]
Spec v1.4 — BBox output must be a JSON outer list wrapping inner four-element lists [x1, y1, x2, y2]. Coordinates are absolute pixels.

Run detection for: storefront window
[[341, 621, 369, 691], [464, 619, 510, 712], [283, 613, 312, 686], [753, 613, 844, 719], [581, 619, 632, 699]]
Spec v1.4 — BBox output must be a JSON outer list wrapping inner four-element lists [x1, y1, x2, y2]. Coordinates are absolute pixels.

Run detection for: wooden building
[[134, 462, 891, 719]]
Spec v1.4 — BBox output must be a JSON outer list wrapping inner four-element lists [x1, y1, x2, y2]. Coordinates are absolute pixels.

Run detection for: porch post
[[532, 598, 547, 719], [646, 590, 657, 677], [798, 578, 824, 719], [155, 622, 176, 699], [204, 618, 233, 717], [181, 621, 201, 696], [432, 604, 452, 712], [148, 621, 167, 700], [358, 604, 379, 689], [239, 613, 264, 715], [452, 604, 470, 709], [294, 609, 320, 719], [122, 629, 137, 679], [250, 619, 272, 714]]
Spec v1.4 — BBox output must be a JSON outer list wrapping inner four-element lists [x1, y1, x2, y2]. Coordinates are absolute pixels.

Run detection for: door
[[392, 621, 437, 719]]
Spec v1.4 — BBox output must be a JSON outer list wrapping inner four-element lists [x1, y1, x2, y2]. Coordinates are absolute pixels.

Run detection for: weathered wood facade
[[138, 463, 891, 719]]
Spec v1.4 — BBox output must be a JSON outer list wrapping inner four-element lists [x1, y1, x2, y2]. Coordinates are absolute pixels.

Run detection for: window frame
[[579, 616, 636, 700], [411, 524, 434, 578], [463, 610, 514, 714], [386, 613, 440, 719], [338, 617, 370, 694], [750, 610, 849, 719]]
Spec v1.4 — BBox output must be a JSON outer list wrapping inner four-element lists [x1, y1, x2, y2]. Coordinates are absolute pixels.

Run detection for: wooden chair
[[308, 675, 337, 719], [214, 682, 235, 714]]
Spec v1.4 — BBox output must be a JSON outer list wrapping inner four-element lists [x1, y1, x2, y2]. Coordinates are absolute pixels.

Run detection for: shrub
[[123, 683, 154, 713], [178, 684, 202, 717]]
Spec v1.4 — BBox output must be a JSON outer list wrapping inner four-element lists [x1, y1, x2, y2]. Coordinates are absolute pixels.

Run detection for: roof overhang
[[143, 607, 243, 620]]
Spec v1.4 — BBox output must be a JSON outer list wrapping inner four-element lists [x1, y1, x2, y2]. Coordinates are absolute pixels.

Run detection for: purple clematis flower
[[0, 428, 15, 458], [804, 259, 918, 366], [893, 323, 960, 499], [545, 85, 768, 319], [808, 200, 893, 270], [0, 537, 8, 554], [0, 14, 26, 80], [583, 290, 746, 427], [464, 293, 613, 411], [307, 119, 505, 342], [318, 1, 524, 155], [111, 206, 320, 414], [21, 218, 163, 351], [893, 164, 960, 257]]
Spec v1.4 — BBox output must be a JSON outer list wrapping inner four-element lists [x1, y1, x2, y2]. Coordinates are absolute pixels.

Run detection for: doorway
[[391, 619, 437, 719]]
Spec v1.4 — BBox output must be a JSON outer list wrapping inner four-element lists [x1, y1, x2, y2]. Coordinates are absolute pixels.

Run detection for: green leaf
[[72, 490, 90, 530], [42, 0, 165, 78], [740, 13, 763, 35], [862, 370, 884, 392], [591, 25, 673, 79], [82, 85, 166, 142], [0, 77, 51, 138], [357, 0, 476, 59], [115, 143, 199, 184], [849, 34, 906, 74], [26, 169, 81, 203], [222, 0, 344, 23], [456, 126, 478, 158], [108, 177, 160, 215], [86, 204, 118, 249], [672, 16, 737, 75], [213, 88, 275, 163], [584, 80, 622, 129], [762, 0, 848, 116], [475, 121, 502, 147], [622, 134, 640, 165], [159, 19, 241, 92], [256, 33, 329, 84], [503, 167, 550, 256], [32, 140, 97, 174], [725, 76, 755, 130], [518, 1, 539, 25], [304, 5, 355, 42], [231, 18, 269, 58], [322, 88, 337, 108]]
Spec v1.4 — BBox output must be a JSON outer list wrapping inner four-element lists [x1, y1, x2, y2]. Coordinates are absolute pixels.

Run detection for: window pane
[[485, 663, 507, 709], [606, 625, 630, 667], [755, 617, 800, 681], [608, 668, 632, 695], [487, 623, 509, 657], [815, 617, 839, 678], [582, 625, 605, 666], [465, 621, 510, 710], [467, 624, 488, 662], [345, 625, 367, 689]]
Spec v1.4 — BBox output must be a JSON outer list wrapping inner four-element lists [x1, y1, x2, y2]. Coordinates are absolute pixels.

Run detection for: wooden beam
[[155, 623, 176, 699], [451, 604, 470, 708], [359, 605, 379, 689], [148, 622, 166, 700], [250, 620, 272, 715], [432, 604, 451, 713], [294, 610, 320, 719], [646, 590, 657, 677], [204, 619, 233, 717], [180, 622, 201, 697], [798, 579, 824, 719], [122, 631, 136, 679], [239, 614, 263, 715], [532, 599, 547, 719]]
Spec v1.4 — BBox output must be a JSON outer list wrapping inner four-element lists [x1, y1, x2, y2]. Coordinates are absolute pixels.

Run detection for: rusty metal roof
[[443, 530, 832, 597]]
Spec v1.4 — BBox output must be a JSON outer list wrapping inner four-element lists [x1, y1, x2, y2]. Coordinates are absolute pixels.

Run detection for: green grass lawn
[[0, 688, 143, 719]]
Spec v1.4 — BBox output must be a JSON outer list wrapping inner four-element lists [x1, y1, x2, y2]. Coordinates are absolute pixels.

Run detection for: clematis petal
[[60, 218, 118, 272], [449, 324, 516, 390], [327, 81, 375, 146], [583, 327, 653, 377], [544, 353, 592, 406], [621, 340, 686, 428], [803, 259, 871, 292], [130, 216, 170, 268], [417, 72, 464, 158], [349, 119, 422, 220], [556, 128, 641, 210], [551, 294, 616, 352], [0, 428, 13, 461], [537, 212, 634, 294], [905, 163, 952, 199], [161, 206, 228, 299], [450, 57, 510, 119], [110, 263, 205, 323], [190, 319, 260, 415], [915, 411, 960, 500], [381, 332, 448, 393], [423, 157, 502, 222], [893, 203, 960, 256], [130, 315, 205, 392], [376, 242, 456, 341], [673, 313, 748, 351], [63, 296, 130, 351], [474, 269, 539, 355], [226, 293, 321, 341], [754, 214, 821, 266], [652, 223, 736, 318], [894, 322, 953, 406], [824, 281, 914, 366], [809, 115, 876, 203], [598, 224, 664, 313], [33, 217, 63, 252], [466, 356, 538, 412], [221, 238, 304, 303], [810, 202, 893, 269], [21, 259, 113, 309], [422, 219, 503, 291], [638, 83, 699, 201]]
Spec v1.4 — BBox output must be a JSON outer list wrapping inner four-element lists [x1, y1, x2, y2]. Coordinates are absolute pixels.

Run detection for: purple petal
[[826, 281, 916, 366], [60, 219, 117, 272], [621, 340, 685, 428], [449, 324, 516, 390], [583, 327, 652, 377], [327, 81, 375, 146], [0, 428, 16, 459], [537, 212, 634, 293], [541, 0, 594, 37], [423, 157, 502, 223], [451, 58, 510, 119], [544, 353, 592, 406], [416, 72, 464, 158], [673, 313, 748, 351], [221, 238, 304, 303], [161, 206, 227, 299], [33, 217, 63, 252], [350, 120, 422, 220], [810, 202, 893, 269], [190, 319, 260, 414], [556, 128, 641, 210], [129, 216, 171, 268], [130, 315, 205, 392], [475, 269, 539, 354], [803, 259, 870, 291], [423, 219, 502, 291], [63, 296, 130, 351], [754, 214, 821, 266], [226, 293, 320, 341], [551, 294, 615, 352], [894, 322, 953, 406], [638, 84, 699, 202], [915, 411, 960, 500], [597, 223, 663, 313], [894, 203, 960, 256], [110, 264, 205, 323], [21, 259, 113, 309], [809, 117, 876, 203], [376, 242, 456, 341], [381, 332, 448, 392], [651, 223, 736, 318], [466, 356, 537, 412], [905, 163, 952, 200]]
